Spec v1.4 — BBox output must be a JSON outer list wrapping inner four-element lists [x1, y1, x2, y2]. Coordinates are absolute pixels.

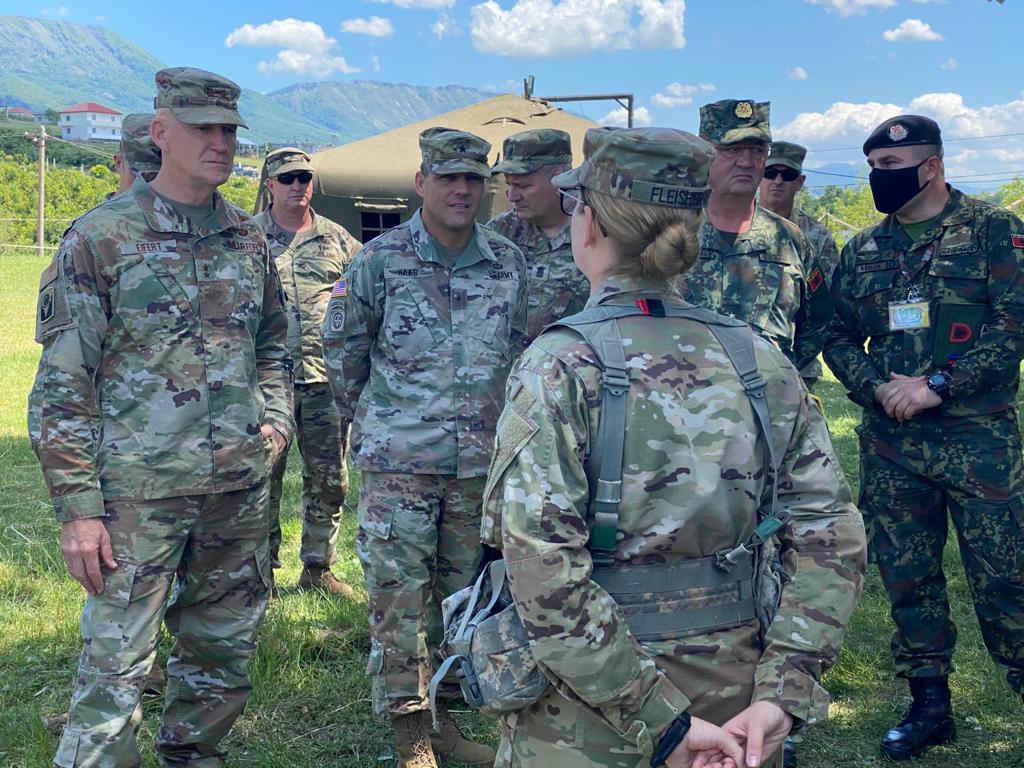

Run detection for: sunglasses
[[763, 167, 801, 182], [276, 171, 313, 185]]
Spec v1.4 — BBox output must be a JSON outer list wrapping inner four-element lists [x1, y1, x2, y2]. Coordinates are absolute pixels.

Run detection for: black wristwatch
[[926, 371, 952, 402], [650, 712, 692, 767]]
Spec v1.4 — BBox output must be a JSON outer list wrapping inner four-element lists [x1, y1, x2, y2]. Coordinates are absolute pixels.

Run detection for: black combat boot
[[880, 677, 956, 760]]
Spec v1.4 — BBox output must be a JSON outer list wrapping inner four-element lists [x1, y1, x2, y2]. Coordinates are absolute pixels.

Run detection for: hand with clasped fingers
[[721, 700, 794, 768], [665, 716, 744, 768], [874, 373, 942, 423]]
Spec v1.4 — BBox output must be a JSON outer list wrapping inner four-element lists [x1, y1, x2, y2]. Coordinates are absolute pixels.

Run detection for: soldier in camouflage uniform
[[109, 113, 162, 198], [488, 129, 589, 340], [322, 127, 528, 768], [253, 147, 361, 596], [684, 100, 832, 371], [824, 115, 1024, 760], [28, 67, 293, 768], [759, 141, 840, 390], [482, 126, 866, 768]]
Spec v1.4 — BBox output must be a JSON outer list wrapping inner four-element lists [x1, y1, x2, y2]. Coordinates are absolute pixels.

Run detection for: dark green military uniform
[[824, 185, 1024, 695]]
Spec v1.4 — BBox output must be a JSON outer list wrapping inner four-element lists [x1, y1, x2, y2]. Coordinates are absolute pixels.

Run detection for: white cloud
[[789, 66, 809, 81], [910, 0, 946, 4], [371, 54, 381, 72], [779, 92, 1024, 181], [600, 105, 653, 127], [470, 0, 685, 58], [432, 13, 461, 39], [804, 0, 895, 18], [41, 5, 71, 16], [650, 81, 715, 108], [57, 5, 70, 16], [226, 19, 336, 54], [373, 0, 454, 8], [941, 57, 958, 70], [341, 16, 394, 37], [257, 50, 359, 77], [226, 18, 361, 77], [882, 18, 944, 42]]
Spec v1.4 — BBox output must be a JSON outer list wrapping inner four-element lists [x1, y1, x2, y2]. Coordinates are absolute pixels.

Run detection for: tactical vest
[[555, 301, 786, 641], [429, 299, 788, 719]]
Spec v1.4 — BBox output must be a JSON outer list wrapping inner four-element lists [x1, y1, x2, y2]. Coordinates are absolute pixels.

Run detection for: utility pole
[[29, 125, 47, 257]]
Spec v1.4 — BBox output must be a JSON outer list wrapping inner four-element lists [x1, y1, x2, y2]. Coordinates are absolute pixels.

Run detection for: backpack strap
[[550, 301, 786, 566]]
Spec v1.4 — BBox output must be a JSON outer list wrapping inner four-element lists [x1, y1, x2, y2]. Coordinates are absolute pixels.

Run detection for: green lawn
[[0, 254, 1020, 767]]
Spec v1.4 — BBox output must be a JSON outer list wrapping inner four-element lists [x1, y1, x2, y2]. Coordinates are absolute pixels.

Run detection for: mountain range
[[0, 15, 494, 146]]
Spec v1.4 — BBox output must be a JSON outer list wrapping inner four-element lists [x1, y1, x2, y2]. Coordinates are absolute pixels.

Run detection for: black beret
[[863, 115, 942, 156]]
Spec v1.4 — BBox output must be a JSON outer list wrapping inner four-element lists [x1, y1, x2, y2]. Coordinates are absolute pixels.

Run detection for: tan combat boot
[[391, 712, 439, 768], [431, 702, 496, 767], [298, 565, 355, 598], [143, 661, 165, 695]]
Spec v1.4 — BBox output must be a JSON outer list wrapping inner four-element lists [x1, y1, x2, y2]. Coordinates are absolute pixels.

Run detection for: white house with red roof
[[59, 102, 123, 141], [6, 106, 33, 120]]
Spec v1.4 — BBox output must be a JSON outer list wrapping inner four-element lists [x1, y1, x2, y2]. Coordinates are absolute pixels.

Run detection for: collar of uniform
[[874, 184, 966, 243], [586, 273, 669, 309], [256, 205, 325, 245], [511, 209, 571, 252], [132, 176, 243, 238], [409, 208, 502, 266], [702, 206, 777, 253]]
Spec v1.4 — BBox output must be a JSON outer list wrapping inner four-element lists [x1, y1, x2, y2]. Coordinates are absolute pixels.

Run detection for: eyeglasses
[[559, 188, 585, 216], [276, 171, 313, 185], [763, 167, 801, 182], [559, 187, 608, 237], [717, 145, 766, 160]]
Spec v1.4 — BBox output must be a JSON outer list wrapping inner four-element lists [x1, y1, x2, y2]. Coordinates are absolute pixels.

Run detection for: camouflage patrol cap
[[419, 127, 491, 177], [551, 127, 715, 209], [767, 141, 807, 172], [491, 129, 572, 175], [154, 67, 247, 128], [699, 99, 771, 145], [264, 147, 314, 179], [119, 113, 161, 175]]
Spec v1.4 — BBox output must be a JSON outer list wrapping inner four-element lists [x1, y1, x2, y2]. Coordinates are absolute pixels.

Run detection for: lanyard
[[895, 242, 936, 302]]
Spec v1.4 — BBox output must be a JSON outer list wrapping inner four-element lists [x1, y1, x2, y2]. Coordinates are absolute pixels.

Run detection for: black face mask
[[868, 159, 931, 214]]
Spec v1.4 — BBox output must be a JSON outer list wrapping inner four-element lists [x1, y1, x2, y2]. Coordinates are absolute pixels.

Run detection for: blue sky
[[13, 0, 1024, 187]]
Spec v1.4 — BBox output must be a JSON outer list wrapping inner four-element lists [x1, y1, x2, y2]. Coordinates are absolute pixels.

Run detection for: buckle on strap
[[602, 367, 629, 396], [739, 368, 766, 399]]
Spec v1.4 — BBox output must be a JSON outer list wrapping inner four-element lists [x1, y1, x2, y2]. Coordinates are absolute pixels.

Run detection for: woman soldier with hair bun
[[479, 127, 866, 768]]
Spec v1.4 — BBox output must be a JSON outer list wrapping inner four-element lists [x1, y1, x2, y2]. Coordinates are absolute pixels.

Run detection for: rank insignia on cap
[[1012, 234, 1024, 249], [808, 268, 824, 292], [453, 141, 468, 154], [887, 123, 909, 142], [735, 101, 753, 119], [331, 278, 348, 297]]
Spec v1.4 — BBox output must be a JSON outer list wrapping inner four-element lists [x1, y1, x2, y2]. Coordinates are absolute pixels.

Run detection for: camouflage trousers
[[356, 471, 487, 719], [54, 485, 272, 768], [268, 381, 349, 568], [858, 411, 1024, 693], [495, 622, 782, 767]]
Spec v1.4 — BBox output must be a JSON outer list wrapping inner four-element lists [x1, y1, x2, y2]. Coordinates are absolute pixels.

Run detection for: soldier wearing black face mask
[[824, 114, 1024, 761]]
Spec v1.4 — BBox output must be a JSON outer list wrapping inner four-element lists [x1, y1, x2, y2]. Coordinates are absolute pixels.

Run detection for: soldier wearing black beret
[[824, 113, 1024, 759]]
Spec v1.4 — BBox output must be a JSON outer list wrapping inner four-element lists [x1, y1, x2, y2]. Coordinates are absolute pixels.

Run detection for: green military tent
[[307, 94, 599, 243]]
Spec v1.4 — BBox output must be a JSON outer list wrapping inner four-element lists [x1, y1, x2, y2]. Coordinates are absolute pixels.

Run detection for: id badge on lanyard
[[888, 245, 934, 331], [888, 286, 930, 330]]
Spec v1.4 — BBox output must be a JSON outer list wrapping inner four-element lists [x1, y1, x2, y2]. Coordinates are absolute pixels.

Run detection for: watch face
[[929, 373, 945, 386]]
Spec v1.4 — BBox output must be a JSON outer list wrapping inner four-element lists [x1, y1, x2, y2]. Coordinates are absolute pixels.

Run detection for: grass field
[[0, 253, 1021, 767]]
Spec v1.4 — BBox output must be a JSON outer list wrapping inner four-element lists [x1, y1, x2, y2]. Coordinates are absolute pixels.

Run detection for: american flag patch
[[331, 278, 348, 297], [1012, 234, 1024, 249], [807, 268, 824, 292]]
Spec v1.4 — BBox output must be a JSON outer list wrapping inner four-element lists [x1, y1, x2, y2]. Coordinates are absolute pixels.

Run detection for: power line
[[806, 131, 1024, 154]]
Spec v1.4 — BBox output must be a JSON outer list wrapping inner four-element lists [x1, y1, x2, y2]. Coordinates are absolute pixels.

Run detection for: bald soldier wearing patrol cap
[[30, 66, 293, 767], [253, 147, 361, 597], [759, 141, 840, 390], [488, 129, 589, 339], [825, 114, 1024, 760], [322, 127, 528, 768], [684, 99, 832, 372]]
